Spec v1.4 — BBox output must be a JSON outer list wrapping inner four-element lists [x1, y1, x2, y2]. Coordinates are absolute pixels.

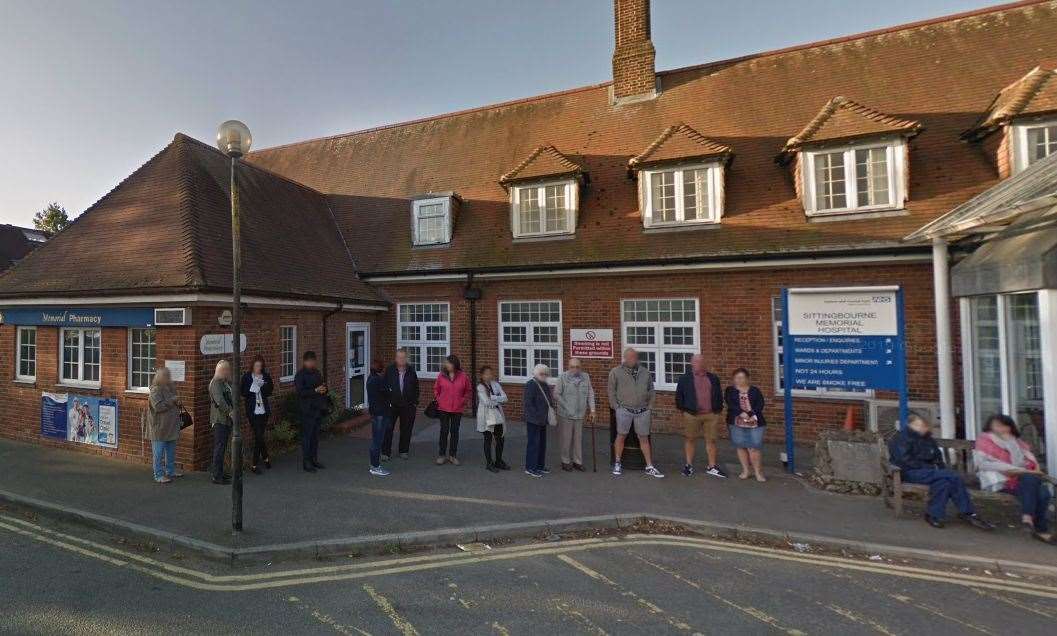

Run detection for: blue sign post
[[781, 286, 908, 473]]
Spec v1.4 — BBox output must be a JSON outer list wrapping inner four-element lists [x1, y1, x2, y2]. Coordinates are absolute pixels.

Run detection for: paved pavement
[[2, 508, 1056, 635], [0, 420, 1054, 565]]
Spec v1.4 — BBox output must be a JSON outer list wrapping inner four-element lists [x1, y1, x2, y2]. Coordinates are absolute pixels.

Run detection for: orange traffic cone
[[843, 405, 855, 431]]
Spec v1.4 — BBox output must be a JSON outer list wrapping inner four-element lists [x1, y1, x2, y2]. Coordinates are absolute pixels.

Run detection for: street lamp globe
[[216, 120, 252, 158]]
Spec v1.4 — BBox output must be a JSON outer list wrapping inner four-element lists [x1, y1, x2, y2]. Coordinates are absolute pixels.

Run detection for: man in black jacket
[[382, 348, 419, 460], [674, 354, 725, 478], [294, 351, 328, 473]]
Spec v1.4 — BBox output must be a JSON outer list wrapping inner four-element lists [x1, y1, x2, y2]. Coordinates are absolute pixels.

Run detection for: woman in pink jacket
[[434, 354, 472, 465]]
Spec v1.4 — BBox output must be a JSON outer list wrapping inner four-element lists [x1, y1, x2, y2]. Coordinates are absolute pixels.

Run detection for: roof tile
[[966, 64, 1057, 138], [782, 97, 922, 152], [499, 145, 582, 184], [629, 123, 731, 168]]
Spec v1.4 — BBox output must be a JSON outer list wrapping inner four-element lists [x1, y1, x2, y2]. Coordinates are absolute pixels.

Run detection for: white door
[[346, 323, 370, 409]]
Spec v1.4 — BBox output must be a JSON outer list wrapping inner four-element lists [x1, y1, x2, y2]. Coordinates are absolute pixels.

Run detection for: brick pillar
[[612, 0, 656, 101]]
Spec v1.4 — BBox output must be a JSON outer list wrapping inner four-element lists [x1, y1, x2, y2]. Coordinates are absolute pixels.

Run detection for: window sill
[[14, 378, 37, 385], [124, 390, 150, 398], [642, 222, 721, 234], [806, 208, 907, 223], [410, 242, 452, 251], [56, 383, 102, 392], [512, 233, 576, 244], [279, 376, 295, 384]]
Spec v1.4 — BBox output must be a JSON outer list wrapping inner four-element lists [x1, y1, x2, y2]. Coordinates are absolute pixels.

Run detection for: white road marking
[[362, 584, 419, 636]]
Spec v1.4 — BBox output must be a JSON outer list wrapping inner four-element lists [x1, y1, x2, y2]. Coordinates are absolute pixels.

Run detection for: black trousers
[[301, 414, 321, 463], [249, 413, 269, 465], [438, 411, 462, 457], [211, 422, 231, 480], [383, 404, 417, 456], [483, 424, 505, 465]]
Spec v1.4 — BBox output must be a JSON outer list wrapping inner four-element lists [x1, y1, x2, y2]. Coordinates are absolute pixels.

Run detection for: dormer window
[[641, 163, 722, 227], [803, 140, 905, 216], [511, 180, 577, 237], [411, 195, 456, 246], [1013, 119, 1057, 173]]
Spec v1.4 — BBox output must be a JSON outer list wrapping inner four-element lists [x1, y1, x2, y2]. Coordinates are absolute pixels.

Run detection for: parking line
[[362, 584, 419, 636]]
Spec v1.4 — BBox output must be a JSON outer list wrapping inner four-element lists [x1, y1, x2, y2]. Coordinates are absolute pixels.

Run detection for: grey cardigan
[[208, 377, 234, 427], [555, 372, 596, 420], [145, 383, 181, 442]]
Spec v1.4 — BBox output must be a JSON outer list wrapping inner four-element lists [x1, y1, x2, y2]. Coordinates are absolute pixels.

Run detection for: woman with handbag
[[240, 355, 274, 475], [476, 365, 510, 472], [523, 363, 556, 478], [433, 355, 472, 465], [144, 366, 184, 484], [724, 368, 767, 482]]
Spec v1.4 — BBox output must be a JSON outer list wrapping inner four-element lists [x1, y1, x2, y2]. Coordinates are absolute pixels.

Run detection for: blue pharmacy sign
[[781, 286, 907, 473], [0, 307, 154, 328]]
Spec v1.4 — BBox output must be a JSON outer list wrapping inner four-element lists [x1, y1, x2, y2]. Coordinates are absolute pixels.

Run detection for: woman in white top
[[975, 414, 1052, 542], [476, 365, 509, 473]]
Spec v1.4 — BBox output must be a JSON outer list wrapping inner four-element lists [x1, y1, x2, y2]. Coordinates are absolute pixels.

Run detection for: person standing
[[434, 354, 472, 465], [523, 364, 555, 478], [889, 413, 994, 530], [366, 359, 392, 477], [208, 360, 234, 485], [555, 358, 596, 472], [476, 365, 510, 472], [144, 367, 183, 484], [240, 355, 274, 475], [724, 368, 766, 481], [975, 414, 1052, 542], [383, 348, 419, 460], [294, 351, 328, 473], [675, 354, 725, 478], [608, 348, 663, 478]]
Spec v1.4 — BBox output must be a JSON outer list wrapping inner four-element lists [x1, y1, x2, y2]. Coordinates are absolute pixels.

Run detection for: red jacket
[[434, 370, 472, 414]]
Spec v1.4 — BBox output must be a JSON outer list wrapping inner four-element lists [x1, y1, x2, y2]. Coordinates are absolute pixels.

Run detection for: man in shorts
[[607, 348, 664, 478], [675, 354, 726, 478]]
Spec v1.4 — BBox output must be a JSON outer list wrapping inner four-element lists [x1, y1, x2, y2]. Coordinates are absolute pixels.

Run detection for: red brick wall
[[373, 260, 960, 444]]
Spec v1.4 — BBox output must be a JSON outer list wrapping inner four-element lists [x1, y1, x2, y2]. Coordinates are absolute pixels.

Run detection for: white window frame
[[641, 162, 724, 228], [16, 326, 37, 382], [620, 298, 699, 391], [411, 197, 453, 246], [59, 327, 102, 389], [127, 327, 157, 392], [279, 325, 297, 382], [510, 179, 578, 238], [396, 302, 450, 379], [1012, 118, 1057, 174], [770, 297, 874, 400], [802, 138, 906, 217], [498, 300, 563, 383]]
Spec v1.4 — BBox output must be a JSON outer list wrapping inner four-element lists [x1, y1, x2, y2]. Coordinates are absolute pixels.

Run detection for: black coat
[[888, 428, 945, 472], [384, 363, 419, 409], [523, 378, 552, 426], [723, 385, 766, 427], [366, 372, 391, 417], [294, 367, 328, 418], [239, 371, 274, 418]]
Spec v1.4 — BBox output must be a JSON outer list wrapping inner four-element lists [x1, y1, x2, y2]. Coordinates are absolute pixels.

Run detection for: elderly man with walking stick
[[555, 358, 596, 472]]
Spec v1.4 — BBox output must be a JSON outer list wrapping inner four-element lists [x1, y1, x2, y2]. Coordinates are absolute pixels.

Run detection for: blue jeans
[[1006, 474, 1052, 532], [152, 440, 176, 480], [525, 422, 547, 472], [370, 415, 390, 468], [903, 468, 975, 521]]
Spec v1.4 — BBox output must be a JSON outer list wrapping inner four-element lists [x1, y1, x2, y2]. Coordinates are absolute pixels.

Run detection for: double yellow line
[[2, 512, 1055, 597]]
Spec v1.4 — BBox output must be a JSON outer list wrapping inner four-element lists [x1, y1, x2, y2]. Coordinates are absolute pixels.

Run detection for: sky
[[0, 0, 1001, 226]]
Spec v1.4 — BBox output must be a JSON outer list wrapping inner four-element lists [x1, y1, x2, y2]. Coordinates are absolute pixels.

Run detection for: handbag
[[537, 380, 558, 427], [179, 409, 194, 430], [424, 400, 440, 419]]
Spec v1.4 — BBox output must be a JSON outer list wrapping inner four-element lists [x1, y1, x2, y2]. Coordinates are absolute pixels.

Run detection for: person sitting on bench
[[975, 414, 1053, 544], [889, 412, 994, 530]]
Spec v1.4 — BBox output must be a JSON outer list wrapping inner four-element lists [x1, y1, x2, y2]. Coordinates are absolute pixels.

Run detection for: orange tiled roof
[[965, 64, 1057, 139], [782, 97, 922, 153], [499, 145, 582, 185], [628, 123, 732, 169]]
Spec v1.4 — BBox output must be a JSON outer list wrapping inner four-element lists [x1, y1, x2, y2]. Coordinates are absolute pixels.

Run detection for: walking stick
[[590, 414, 597, 472]]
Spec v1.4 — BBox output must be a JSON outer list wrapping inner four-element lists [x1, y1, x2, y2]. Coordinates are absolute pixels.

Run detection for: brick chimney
[[612, 0, 657, 103]]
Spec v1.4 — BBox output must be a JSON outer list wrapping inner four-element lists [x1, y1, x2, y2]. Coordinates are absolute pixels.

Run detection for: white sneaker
[[612, 462, 623, 476], [369, 466, 390, 476], [644, 465, 665, 478]]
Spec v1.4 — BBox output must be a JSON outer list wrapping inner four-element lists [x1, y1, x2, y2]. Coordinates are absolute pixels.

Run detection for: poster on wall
[[570, 329, 614, 359], [41, 392, 119, 449]]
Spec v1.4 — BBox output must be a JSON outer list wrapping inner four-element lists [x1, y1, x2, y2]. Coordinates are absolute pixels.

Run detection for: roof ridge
[[171, 137, 208, 289], [175, 132, 330, 198], [248, 1, 1050, 158]]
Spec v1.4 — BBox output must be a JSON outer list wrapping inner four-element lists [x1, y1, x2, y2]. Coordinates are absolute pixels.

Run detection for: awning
[[952, 209, 1057, 296]]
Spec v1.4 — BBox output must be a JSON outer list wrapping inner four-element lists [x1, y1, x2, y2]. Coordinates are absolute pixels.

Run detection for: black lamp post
[[216, 119, 252, 532]]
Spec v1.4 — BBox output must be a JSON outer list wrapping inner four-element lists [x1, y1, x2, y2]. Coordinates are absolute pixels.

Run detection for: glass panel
[[625, 326, 655, 345], [650, 171, 676, 222], [502, 326, 527, 343], [416, 214, 445, 244], [664, 351, 693, 385], [18, 328, 36, 378], [813, 151, 847, 211], [503, 348, 527, 378], [426, 346, 447, 373], [426, 325, 446, 341], [400, 325, 420, 342], [83, 330, 101, 382], [1027, 125, 1057, 165], [518, 187, 541, 235], [534, 348, 559, 372], [533, 325, 559, 344], [281, 326, 296, 377], [970, 296, 1003, 433], [130, 328, 156, 389], [663, 326, 694, 346], [544, 184, 566, 232], [405, 346, 422, 372], [1005, 294, 1046, 469], [636, 351, 656, 377], [682, 168, 707, 221], [855, 147, 890, 207]]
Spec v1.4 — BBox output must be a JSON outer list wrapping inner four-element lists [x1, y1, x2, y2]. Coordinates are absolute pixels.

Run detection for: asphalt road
[[2, 511, 1057, 635]]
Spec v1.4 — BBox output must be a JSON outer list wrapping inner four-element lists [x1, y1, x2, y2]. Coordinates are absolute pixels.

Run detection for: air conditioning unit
[[154, 307, 191, 326], [868, 399, 941, 439]]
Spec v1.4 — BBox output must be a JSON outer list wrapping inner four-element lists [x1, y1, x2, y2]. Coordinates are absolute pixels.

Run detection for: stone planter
[[809, 429, 883, 496]]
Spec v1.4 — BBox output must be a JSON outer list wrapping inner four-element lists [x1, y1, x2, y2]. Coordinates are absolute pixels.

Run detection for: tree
[[33, 202, 70, 235]]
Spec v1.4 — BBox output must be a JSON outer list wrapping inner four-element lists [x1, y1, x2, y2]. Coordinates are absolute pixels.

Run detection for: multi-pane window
[[128, 328, 156, 390], [411, 197, 452, 246], [805, 141, 902, 216], [397, 303, 450, 377], [642, 163, 722, 227], [60, 328, 101, 386], [512, 181, 577, 237], [280, 326, 297, 380], [1015, 121, 1057, 173], [621, 299, 698, 389], [499, 301, 561, 381], [16, 326, 36, 381], [771, 297, 873, 399]]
